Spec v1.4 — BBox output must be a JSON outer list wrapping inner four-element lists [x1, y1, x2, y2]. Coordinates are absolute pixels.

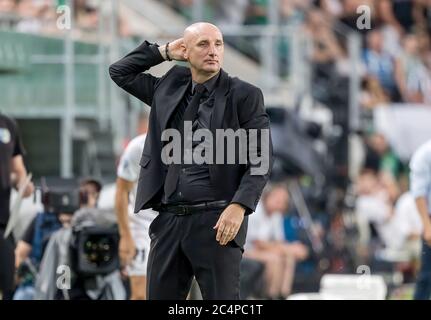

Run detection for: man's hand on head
[[159, 38, 187, 62], [214, 203, 245, 246]]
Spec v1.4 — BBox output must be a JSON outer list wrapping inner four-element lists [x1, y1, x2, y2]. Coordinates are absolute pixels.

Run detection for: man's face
[[264, 187, 289, 215], [80, 184, 99, 208], [184, 26, 224, 75], [367, 30, 383, 52]]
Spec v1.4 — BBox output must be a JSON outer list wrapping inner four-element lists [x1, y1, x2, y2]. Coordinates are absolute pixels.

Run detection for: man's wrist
[[119, 228, 133, 238], [165, 42, 172, 61], [158, 45, 168, 61], [230, 202, 246, 214], [158, 43, 173, 61]]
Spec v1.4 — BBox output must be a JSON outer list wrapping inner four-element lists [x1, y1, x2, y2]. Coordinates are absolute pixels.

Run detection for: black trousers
[[0, 227, 15, 300], [147, 208, 243, 300]]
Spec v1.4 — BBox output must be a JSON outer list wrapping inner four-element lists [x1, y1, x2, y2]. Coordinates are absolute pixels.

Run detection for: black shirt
[[164, 72, 220, 204], [0, 114, 24, 227]]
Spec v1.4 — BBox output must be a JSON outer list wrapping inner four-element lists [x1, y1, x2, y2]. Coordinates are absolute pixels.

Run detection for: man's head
[[262, 184, 290, 215], [366, 29, 384, 53], [182, 22, 224, 79], [79, 178, 102, 208]]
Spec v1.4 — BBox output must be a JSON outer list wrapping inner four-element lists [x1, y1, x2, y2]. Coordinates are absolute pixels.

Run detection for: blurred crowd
[[166, 0, 431, 103], [1, 0, 431, 299], [161, 0, 431, 297], [0, 0, 97, 33]]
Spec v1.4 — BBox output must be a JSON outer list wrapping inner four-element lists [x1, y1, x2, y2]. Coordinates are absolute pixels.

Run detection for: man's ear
[[181, 43, 188, 59]]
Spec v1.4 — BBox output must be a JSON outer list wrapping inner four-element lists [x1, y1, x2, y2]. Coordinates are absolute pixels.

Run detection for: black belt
[[155, 200, 229, 216]]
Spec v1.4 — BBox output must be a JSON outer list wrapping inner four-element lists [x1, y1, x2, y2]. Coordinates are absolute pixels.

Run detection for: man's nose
[[208, 43, 217, 57]]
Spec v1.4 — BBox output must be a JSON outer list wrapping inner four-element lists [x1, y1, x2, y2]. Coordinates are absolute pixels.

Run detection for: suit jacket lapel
[[210, 69, 230, 135], [209, 69, 230, 166], [160, 74, 191, 132]]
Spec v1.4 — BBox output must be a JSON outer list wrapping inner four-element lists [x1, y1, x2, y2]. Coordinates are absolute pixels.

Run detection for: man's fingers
[[213, 217, 221, 230], [216, 222, 226, 242], [220, 228, 230, 245], [221, 228, 233, 245], [220, 227, 237, 245]]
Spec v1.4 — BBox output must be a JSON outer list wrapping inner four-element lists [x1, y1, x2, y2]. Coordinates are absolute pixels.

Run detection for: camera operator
[[34, 178, 125, 300], [15, 179, 101, 268], [13, 179, 101, 299]]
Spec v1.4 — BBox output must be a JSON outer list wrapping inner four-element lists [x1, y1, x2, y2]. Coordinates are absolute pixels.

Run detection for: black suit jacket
[[109, 41, 273, 245]]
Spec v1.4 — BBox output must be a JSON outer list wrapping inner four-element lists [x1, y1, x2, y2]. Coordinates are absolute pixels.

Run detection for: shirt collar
[[192, 71, 220, 94]]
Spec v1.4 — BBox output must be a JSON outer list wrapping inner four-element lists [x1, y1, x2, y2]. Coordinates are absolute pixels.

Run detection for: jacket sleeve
[[109, 40, 165, 106], [231, 88, 273, 215]]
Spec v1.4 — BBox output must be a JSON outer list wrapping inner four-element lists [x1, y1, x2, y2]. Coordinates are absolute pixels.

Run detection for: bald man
[[109, 22, 273, 300]]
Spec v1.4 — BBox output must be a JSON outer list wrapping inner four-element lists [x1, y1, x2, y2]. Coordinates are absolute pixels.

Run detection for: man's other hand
[[214, 203, 245, 246], [119, 234, 136, 267]]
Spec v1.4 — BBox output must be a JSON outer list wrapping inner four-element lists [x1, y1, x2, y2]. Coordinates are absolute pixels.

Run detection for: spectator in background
[[395, 34, 431, 104], [0, 0, 15, 13], [279, 0, 312, 25], [15, 0, 40, 33], [360, 76, 390, 110], [364, 132, 403, 180], [316, 0, 343, 18], [244, 0, 268, 25], [305, 9, 344, 66], [209, 0, 248, 27], [76, 2, 99, 32], [417, 30, 431, 69], [355, 168, 422, 263], [415, 0, 431, 35], [354, 170, 396, 254], [392, 191, 423, 258], [377, 0, 417, 36], [363, 28, 401, 102], [244, 184, 309, 299]]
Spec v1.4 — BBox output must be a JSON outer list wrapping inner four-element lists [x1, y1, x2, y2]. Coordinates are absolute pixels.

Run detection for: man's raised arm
[[109, 41, 166, 106], [109, 39, 186, 106]]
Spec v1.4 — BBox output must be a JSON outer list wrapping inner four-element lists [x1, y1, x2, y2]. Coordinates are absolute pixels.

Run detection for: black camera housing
[[72, 226, 120, 276], [40, 177, 80, 214]]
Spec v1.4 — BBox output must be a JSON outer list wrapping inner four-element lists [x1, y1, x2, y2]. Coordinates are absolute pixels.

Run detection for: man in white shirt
[[244, 184, 308, 299], [115, 113, 157, 300]]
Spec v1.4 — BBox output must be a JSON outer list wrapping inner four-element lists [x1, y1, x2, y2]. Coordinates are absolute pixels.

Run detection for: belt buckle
[[176, 206, 187, 216]]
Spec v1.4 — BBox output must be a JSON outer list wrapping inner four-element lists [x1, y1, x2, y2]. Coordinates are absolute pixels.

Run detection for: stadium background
[[1, 0, 431, 300]]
